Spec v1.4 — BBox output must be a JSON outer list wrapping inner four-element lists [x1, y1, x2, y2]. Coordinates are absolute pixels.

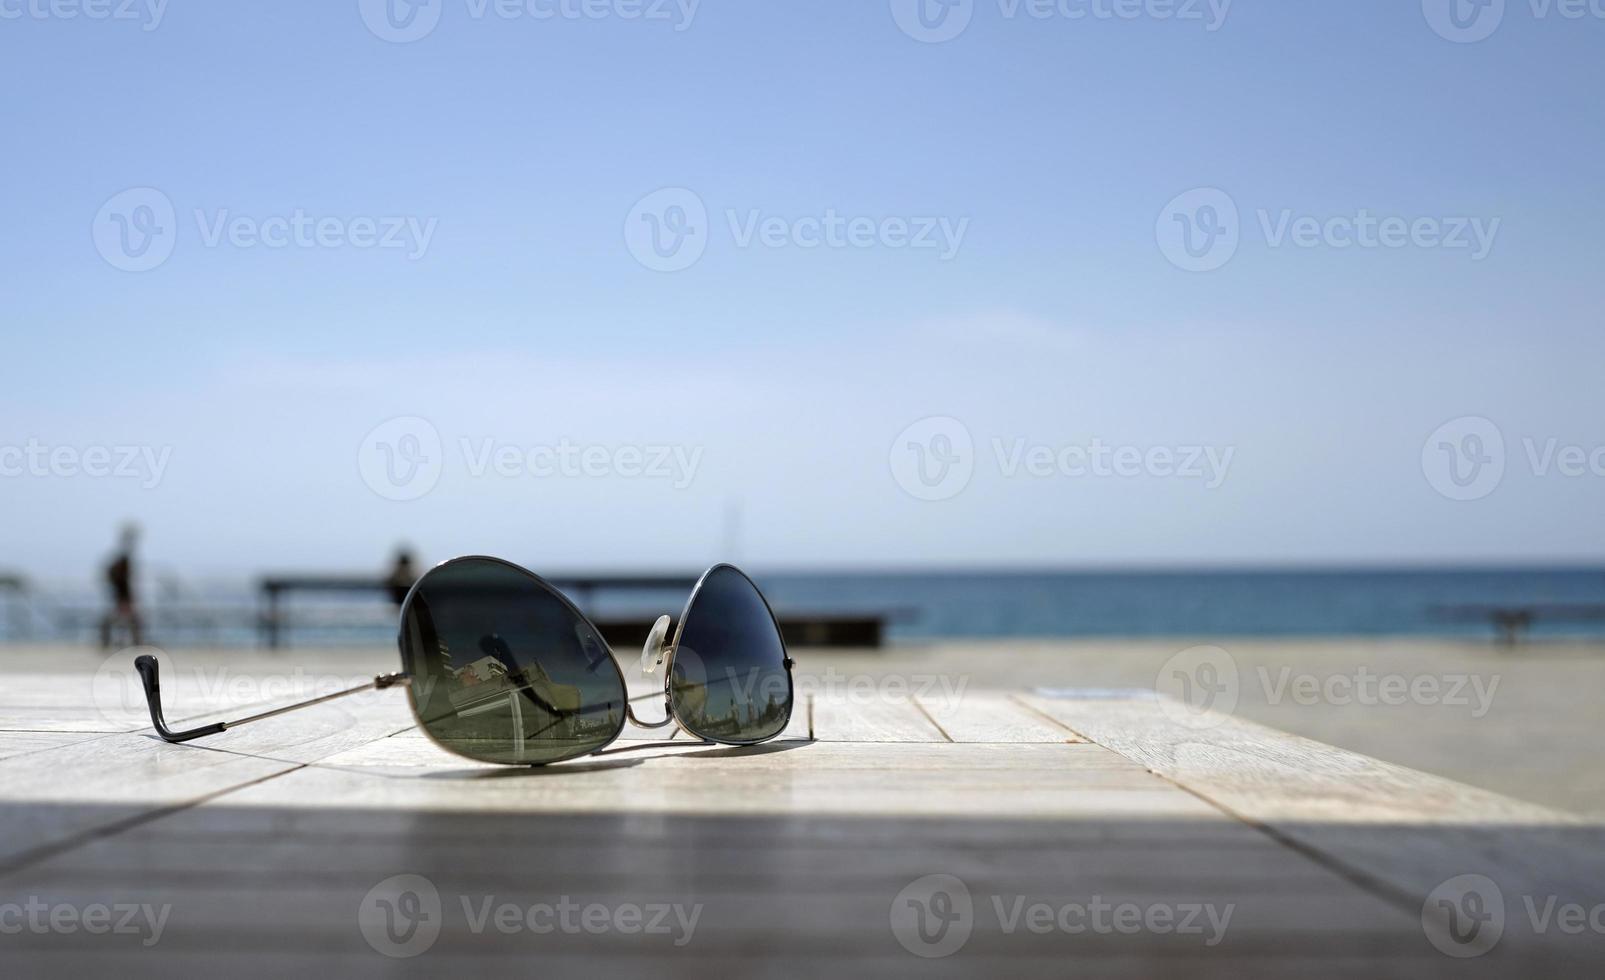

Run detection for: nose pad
[[640, 615, 672, 675]]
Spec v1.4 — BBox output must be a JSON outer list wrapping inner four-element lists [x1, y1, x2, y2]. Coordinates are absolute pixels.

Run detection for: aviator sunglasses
[[134, 557, 805, 765]]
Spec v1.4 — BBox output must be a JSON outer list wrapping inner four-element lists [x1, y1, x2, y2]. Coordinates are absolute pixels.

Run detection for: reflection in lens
[[399, 558, 626, 765], [670, 565, 792, 743]]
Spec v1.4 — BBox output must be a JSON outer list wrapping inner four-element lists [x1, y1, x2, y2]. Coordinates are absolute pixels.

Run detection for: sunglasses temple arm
[[133, 653, 410, 744]]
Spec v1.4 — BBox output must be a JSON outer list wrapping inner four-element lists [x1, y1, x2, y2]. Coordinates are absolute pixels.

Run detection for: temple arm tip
[[134, 652, 226, 743]]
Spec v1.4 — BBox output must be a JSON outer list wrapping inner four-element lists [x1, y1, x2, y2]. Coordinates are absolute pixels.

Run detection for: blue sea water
[[753, 568, 1605, 640], [16, 568, 1605, 647]]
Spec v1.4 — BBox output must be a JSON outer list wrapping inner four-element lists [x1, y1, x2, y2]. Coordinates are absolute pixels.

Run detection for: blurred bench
[[1433, 603, 1605, 647], [591, 613, 889, 651], [258, 573, 893, 650]]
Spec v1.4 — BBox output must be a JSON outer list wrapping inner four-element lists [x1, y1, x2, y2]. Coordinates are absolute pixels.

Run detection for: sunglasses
[[134, 557, 805, 765]]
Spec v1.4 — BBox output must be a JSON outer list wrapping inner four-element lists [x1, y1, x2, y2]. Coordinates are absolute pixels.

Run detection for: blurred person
[[99, 523, 143, 649], [385, 546, 417, 607]]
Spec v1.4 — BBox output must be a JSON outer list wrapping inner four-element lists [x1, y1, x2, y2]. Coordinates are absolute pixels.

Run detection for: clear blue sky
[[2, 2, 1602, 581]]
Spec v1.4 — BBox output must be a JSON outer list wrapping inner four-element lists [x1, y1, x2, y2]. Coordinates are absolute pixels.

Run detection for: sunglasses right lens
[[670, 564, 793, 743]]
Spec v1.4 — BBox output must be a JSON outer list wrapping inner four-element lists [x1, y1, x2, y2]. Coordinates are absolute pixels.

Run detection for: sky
[[2, 1, 1602, 583]]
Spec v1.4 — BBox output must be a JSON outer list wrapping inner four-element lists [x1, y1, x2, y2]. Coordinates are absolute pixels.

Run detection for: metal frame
[[134, 556, 809, 764]]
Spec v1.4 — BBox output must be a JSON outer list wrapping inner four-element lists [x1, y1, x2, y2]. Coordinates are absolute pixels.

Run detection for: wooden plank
[[1021, 692, 1605, 967], [0, 691, 414, 869], [245, 742, 1210, 820], [913, 692, 1086, 743], [0, 731, 102, 761], [0, 951, 1491, 980], [1018, 693, 1569, 825], [6, 651, 1602, 976], [808, 695, 946, 742], [0, 745, 1438, 974]]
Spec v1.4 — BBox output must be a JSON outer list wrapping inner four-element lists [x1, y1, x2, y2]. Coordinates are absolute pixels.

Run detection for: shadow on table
[[0, 797, 1603, 977]]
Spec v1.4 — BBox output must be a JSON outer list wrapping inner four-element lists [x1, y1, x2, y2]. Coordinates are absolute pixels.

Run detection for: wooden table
[[1, 649, 1602, 977]]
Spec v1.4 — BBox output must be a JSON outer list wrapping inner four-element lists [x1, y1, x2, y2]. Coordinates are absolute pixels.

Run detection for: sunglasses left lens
[[399, 557, 626, 765]]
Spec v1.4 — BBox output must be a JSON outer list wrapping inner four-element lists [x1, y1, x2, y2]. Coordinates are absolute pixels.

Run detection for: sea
[[10, 567, 1605, 647]]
